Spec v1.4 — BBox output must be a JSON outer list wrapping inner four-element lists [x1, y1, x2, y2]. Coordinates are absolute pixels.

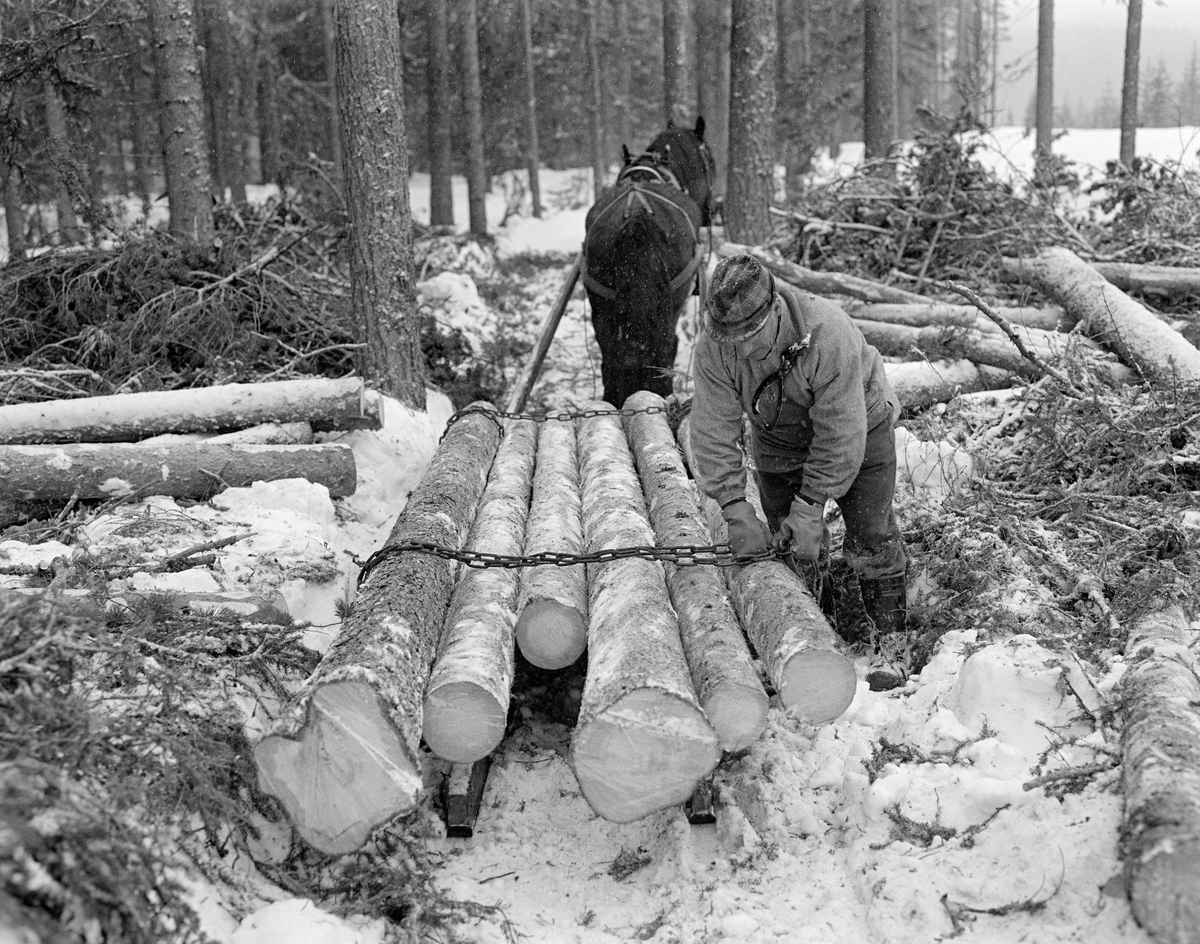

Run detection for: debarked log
[[0, 377, 383, 445], [422, 419, 538, 764], [570, 403, 720, 823], [884, 358, 1015, 410], [1121, 603, 1200, 944], [0, 442, 357, 501], [623, 391, 768, 752], [515, 415, 589, 670], [252, 403, 501, 855]]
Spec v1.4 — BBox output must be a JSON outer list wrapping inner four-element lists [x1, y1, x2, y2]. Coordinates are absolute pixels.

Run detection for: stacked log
[[515, 415, 589, 670], [847, 301, 1069, 332], [422, 419, 538, 764], [622, 391, 769, 752], [253, 404, 501, 854], [570, 403, 721, 823], [884, 359, 1015, 411]]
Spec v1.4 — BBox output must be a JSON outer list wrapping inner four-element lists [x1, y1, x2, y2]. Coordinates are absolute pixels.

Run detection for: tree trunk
[[663, 0, 696, 127], [862, 0, 893, 163], [1119, 0, 1142, 168], [1034, 0, 1054, 183], [0, 442, 356, 502], [515, 415, 588, 670], [203, 0, 246, 203], [256, 23, 282, 188], [725, 0, 776, 245], [847, 301, 1068, 331], [697, 0, 731, 202], [719, 241, 927, 304], [42, 80, 80, 245], [423, 420, 538, 764], [320, 0, 345, 185], [571, 404, 720, 823], [335, 0, 426, 408], [585, 0, 607, 198], [1121, 603, 1200, 944], [1088, 261, 1200, 299], [427, 0, 456, 226], [624, 392, 768, 752], [3, 164, 24, 261], [253, 406, 501, 855], [0, 377, 382, 445], [612, 0, 633, 156], [460, 0, 489, 237], [129, 63, 160, 208], [884, 358, 1014, 410], [1002, 247, 1200, 385], [518, 0, 542, 218], [147, 0, 215, 246]]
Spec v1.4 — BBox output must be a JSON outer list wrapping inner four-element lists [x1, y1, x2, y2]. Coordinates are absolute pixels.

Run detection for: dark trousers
[[755, 417, 906, 580]]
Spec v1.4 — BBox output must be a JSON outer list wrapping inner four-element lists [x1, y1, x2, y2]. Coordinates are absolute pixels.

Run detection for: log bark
[[0, 378, 383, 445], [253, 404, 501, 854], [1002, 247, 1200, 385], [884, 358, 1015, 410], [570, 403, 720, 823], [1091, 261, 1200, 299], [847, 301, 1069, 332], [677, 417, 857, 723], [622, 391, 769, 752], [1121, 603, 1200, 944], [719, 241, 927, 305], [515, 415, 588, 670], [422, 420, 537, 763], [0, 443, 357, 502]]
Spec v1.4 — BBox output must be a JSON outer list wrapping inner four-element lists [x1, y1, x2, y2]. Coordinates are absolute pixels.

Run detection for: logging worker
[[690, 252, 910, 692]]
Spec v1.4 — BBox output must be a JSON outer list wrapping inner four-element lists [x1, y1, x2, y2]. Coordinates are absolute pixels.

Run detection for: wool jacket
[[691, 281, 897, 510]]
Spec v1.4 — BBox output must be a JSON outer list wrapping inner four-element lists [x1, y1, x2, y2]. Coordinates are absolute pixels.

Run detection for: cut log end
[[1129, 838, 1200, 944], [422, 681, 507, 764], [704, 683, 771, 753], [571, 689, 721, 823], [515, 599, 588, 670], [253, 680, 420, 855], [778, 650, 858, 724]]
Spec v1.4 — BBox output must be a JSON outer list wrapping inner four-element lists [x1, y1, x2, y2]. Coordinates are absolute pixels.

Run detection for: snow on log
[[884, 358, 1014, 410], [1002, 247, 1200, 385], [252, 404, 501, 854], [1090, 261, 1200, 299], [677, 417, 857, 723], [622, 391, 769, 752], [570, 402, 720, 823], [515, 415, 588, 670], [422, 419, 538, 764], [0, 377, 382, 445], [0, 442, 357, 501], [1121, 603, 1200, 944], [718, 241, 927, 305], [847, 301, 1069, 331]]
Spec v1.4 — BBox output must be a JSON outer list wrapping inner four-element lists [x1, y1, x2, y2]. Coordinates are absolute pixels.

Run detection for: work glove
[[773, 498, 825, 562], [721, 499, 771, 558]]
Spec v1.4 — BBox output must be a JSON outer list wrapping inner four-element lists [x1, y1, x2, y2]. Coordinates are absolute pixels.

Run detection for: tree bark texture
[[147, 0, 215, 246], [423, 420, 538, 763], [623, 392, 768, 752], [202, 0, 246, 203], [846, 302, 1068, 332], [0, 377, 382, 445], [1002, 248, 1200, 385], [571, 404, 720, 823], [253, 405, 501, 854], [0, 442, 357, 502], [518, 0, 542, 218], [460, 0, 489, 236], [1121, 603, 1200, 944], [725, 0, 776, 245], [3, 164, 24, 260], [320, 0, 345, 183], [427, 0, 456, 226], [612, 0, 633, 155], [516, 415, 589, 670], [862, 0, 893, 162], [585, 0, 607, 197], [255, 25, 282, 187], [1119, 0, 1142, 168], [884, 358, 1015, 410], [1034, 0, 1054, 176], [662, 0, 696, 127], [719, 242, 927, 304], [334, 0, 426, 408], [42, 80, 80, 245], [696, 0, 731, 200]]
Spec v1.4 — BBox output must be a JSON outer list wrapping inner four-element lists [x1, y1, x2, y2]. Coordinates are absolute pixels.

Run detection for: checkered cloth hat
[[703, 254, 776, 342]]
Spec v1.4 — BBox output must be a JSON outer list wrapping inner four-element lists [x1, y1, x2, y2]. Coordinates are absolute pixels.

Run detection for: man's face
[[733, 296, 780, 361]]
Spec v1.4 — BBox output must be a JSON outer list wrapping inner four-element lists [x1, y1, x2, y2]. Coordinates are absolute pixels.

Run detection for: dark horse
[[581, 118, 715, 407]]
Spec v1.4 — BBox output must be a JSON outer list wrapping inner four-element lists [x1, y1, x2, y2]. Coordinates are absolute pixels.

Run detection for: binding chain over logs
[[355, 401, 784, 589]]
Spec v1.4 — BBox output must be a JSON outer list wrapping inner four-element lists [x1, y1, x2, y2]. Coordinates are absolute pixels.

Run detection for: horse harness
[[580, 166, 706, 303]]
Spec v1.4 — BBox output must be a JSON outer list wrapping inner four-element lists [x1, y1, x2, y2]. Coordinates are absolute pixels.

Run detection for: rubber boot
[[860, 573, 909, 692]]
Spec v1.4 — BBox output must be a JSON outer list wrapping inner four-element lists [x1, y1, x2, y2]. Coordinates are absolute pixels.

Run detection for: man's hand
[[722, 500, 771, 557], [773, 498, 824, 561]]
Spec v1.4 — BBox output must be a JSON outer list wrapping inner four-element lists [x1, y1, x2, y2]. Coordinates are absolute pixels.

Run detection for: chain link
[[356, 540, 784, 587]]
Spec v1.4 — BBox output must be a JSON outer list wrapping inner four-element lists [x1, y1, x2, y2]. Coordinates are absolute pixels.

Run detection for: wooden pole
[[504, 255, 582, 412]]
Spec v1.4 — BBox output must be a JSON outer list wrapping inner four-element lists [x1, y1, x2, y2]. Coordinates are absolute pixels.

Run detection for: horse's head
[[618, 118, 716, 226]]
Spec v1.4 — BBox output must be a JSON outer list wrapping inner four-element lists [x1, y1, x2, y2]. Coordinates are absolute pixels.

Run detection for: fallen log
[[623, 391, 769, 752], [1121, 603, 1200, 944], [719, 241, 927, 305], [1091, 261, 1200, 299], [1002, 247, 1200, 385], [884, 358, 1015, 411], [570, 403, 720, 823], [252, 404, 501, 855], [422, 419, 538, 764], [515, 415, 589, 670], [0, 377, 382, 445], [0, 442, 357, 501], [847, 301, 1069, 332], [677, 418, 857, 723]]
